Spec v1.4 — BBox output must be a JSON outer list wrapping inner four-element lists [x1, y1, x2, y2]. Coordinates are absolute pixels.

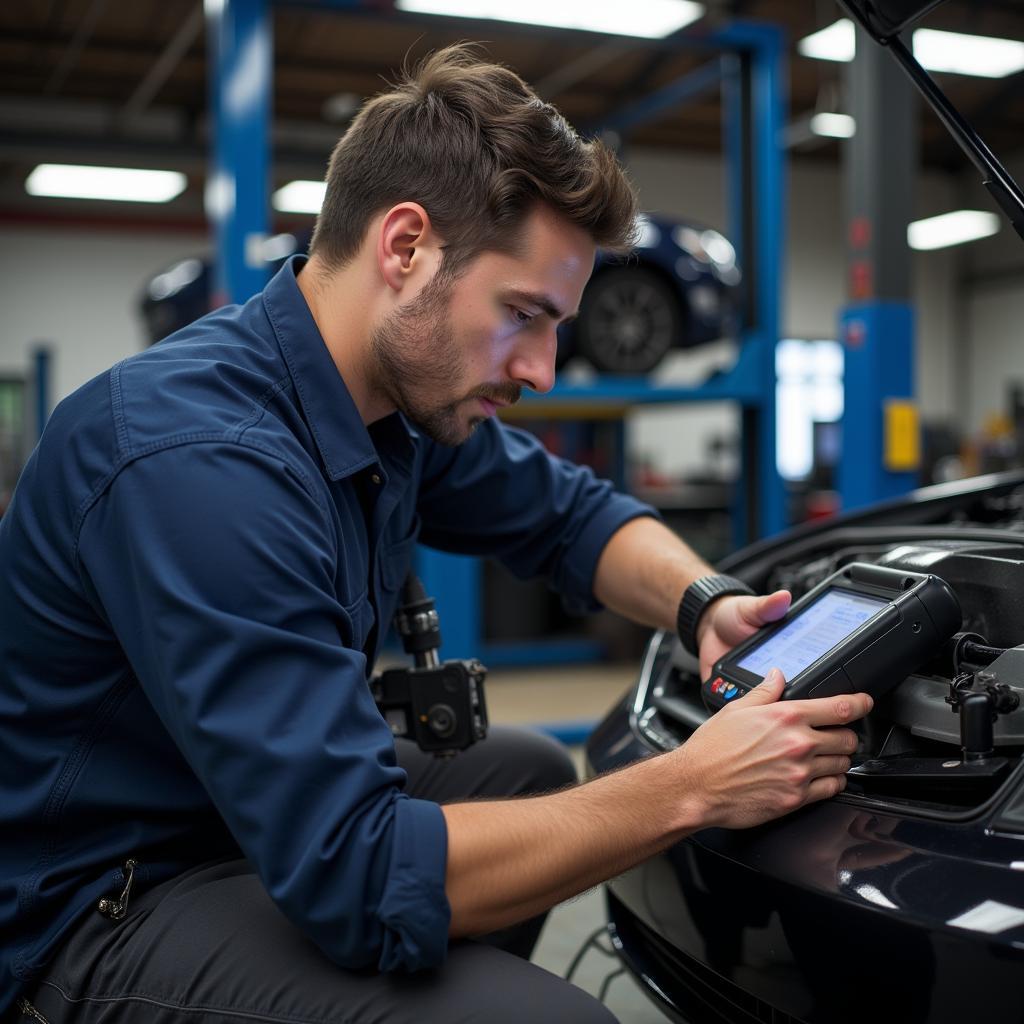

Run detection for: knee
[[496, 726, 578, 794], [485, 980, 619, 1024], [536, 984, 620, 1024], [439, 942, 619, 1024], [526, 731, 578, 792]]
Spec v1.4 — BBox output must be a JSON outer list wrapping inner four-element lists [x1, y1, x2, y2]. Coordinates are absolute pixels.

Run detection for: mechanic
[[0, 45, 871, 1024]]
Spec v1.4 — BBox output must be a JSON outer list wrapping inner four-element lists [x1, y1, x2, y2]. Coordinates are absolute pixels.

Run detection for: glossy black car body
[[587, 471, 1024, 1024]]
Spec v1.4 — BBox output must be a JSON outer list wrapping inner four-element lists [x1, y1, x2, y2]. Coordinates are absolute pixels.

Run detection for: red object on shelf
[[805, 490, 840, 522]]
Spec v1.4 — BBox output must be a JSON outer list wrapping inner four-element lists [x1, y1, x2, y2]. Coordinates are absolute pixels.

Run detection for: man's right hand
[[674, 667, 872, 830], [441, 665, 872, 939]]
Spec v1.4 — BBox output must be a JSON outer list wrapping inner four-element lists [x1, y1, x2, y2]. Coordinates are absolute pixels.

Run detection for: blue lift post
[[206, 0, 272, 306], [728, 23, 788, 545], [206, 7, 788, 664], [838, 24, 919, 510]]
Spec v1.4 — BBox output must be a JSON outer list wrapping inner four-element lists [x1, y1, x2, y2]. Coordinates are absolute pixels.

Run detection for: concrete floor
[[483, 661, 638, 730], [531, 889, 674, 1023], [484, 662, 675, 1023]]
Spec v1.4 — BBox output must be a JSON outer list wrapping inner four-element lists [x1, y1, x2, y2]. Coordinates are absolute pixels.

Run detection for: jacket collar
[[262, 255, 414, 480]]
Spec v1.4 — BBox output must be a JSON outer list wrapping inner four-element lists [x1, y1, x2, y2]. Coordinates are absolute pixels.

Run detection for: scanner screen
[[736, 589, 887, 682]]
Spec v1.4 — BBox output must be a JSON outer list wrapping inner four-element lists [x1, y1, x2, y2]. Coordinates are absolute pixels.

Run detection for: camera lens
[[427, 703, 456, 738]]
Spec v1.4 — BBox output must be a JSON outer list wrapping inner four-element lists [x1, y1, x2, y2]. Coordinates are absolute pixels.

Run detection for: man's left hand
[[696, 590, 791, 680]]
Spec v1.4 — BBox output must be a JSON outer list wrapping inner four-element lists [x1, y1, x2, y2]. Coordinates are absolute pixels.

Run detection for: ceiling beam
[[43, 0, 110, 95], [120, 3, 204, 123], [533, 41, 626, 101], [0, 124, 336, 179]]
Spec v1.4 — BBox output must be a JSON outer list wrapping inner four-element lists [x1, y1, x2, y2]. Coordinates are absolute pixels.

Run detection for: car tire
[[576, 266, 683, 374]]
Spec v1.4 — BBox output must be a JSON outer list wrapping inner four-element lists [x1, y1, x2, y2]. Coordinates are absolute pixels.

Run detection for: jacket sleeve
[[76, 440, 450, 972], [416, 419, 659, 614]]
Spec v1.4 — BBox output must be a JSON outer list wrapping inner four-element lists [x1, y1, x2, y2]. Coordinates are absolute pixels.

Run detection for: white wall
[[0, 226, 207, 406], [965, 283, 1024, 435], [958, 151, 1024, 435]]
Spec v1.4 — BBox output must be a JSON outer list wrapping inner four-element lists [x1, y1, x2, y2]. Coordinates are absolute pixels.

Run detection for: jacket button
[[371, 473, 382, 485]]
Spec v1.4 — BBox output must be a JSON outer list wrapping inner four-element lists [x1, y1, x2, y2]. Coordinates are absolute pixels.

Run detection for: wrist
[[694, 607, 716, 650], [677, 574, 754, 657], [662, 744, 715, 836], [627, 750, 709, 841]]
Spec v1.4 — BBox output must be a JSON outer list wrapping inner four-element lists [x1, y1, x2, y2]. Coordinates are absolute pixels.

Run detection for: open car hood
[[837, 0, 1024, 240]]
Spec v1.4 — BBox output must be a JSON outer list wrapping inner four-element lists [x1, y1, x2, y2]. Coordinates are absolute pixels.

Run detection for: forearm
[[441, 751, 703, 937], [592, 516, 713, 631], [442, 676, 872, 938]]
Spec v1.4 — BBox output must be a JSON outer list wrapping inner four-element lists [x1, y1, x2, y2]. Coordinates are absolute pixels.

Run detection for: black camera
[[371, 575, 488, 757], [372, 658, 488, 755]]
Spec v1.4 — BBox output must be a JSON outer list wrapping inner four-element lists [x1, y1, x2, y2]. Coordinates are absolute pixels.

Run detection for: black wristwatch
[[677, 574, 755, 658]]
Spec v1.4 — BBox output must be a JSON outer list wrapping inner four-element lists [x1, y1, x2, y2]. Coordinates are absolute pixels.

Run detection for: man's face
[[369, 205, 596, 446]]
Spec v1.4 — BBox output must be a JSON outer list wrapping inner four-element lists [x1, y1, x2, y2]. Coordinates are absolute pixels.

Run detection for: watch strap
[[677, 574, 755, 657]]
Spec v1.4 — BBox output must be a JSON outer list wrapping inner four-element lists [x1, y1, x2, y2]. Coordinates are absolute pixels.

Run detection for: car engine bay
[[632, 477, 1024, 819]]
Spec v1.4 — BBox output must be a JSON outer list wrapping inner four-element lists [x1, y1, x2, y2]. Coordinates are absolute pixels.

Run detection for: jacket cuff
[[376, 795, 451, 971]]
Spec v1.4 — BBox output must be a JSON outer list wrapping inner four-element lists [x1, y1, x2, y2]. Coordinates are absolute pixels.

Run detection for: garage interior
[[3, 1, 1024, 1021]]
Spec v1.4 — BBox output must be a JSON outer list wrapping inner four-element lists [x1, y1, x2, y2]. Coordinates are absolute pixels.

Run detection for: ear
[[376, 202, 442, 294]]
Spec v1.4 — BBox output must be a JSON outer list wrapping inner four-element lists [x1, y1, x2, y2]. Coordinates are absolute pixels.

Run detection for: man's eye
[[510, 307, 534, 326]]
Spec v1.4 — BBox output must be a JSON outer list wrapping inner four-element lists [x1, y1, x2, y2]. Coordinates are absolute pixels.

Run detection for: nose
[[507, 327, 557, 395]]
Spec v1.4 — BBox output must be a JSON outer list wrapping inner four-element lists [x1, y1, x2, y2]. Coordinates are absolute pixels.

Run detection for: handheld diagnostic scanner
[[702, 563, 961, 711]]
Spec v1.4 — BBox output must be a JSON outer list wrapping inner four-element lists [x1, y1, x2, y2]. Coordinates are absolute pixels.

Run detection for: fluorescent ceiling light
[[262, 232, 298, 262], [809, 112, 855, 138], [148, 259, 204, 302], [913, 27, 1024, 78], [395, 0, 704, 39], [797, 19, 855, 62], [908, 210, 1000, 250], [25, 164, 186, 203], [798, 19, 1024, 78], [272, 180, 326, 215]]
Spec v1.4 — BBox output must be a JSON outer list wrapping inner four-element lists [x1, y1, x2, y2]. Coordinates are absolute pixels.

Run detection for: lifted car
[[555, 214, 740, 375]]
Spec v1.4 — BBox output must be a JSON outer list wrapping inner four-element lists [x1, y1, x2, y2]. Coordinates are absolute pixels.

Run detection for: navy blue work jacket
[[0, 256, 655, 1010]]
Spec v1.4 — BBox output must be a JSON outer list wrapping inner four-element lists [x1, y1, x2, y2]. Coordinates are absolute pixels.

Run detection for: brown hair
[[309, 43, 638, 274]]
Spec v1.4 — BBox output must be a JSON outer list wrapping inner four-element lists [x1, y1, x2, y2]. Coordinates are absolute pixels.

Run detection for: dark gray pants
[[20, 726, 618, 1024]]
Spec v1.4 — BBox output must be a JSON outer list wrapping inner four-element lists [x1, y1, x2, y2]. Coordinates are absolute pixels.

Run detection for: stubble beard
[[369, 275, 521, 447]]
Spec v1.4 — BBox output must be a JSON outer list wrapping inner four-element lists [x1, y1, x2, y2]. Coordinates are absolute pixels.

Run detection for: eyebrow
[[506, 289, 578, 324]]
